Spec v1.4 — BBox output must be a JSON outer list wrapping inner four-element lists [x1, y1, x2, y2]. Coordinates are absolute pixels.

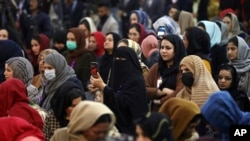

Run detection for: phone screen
[[90, 62, 98, 78]]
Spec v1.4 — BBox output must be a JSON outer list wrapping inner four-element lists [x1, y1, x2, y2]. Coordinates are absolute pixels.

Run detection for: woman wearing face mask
[[41, 52, 83, 111], [65, 27, 96, 91], [146, 34, 186, 111], [176, 55, 219, 107]]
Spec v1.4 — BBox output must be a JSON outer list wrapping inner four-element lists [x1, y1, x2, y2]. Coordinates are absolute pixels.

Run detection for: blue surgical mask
[[66, 41, 77, 51], [44, 69, 56, 81]]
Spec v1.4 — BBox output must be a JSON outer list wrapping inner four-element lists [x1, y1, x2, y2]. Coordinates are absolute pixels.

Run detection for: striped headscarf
[[176, 55, 219, 107]]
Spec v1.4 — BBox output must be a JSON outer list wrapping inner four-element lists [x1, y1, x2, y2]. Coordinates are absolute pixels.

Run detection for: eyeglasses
[[218, 76, 232, 81]]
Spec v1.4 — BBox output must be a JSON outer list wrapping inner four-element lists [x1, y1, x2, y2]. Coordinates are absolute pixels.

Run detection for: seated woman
[[0, 117, 45, 141], [159, 98, 201, 141], [216, 64, 250, 111], [145, 34, 186, 111], [43, 81, 85, 140], [41, 52, 83, 111], [202, 91, 250, 141], [0, 40, 23, 83], [5, 57, 39, 104], [50, 101, 116, 141], [176, 55, 219, 107], [0, 78, 44, 130], [227, 36, 250, 98], [134, 112, 174, 141], [90, 47, 148, 135], [183, 27, 212, 74]]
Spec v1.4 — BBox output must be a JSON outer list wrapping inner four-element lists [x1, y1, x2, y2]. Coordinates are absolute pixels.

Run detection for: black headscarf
[[51, 80, 84, 127], [135, 112, 174, 141], [99, 32, 121, 84], [0, 40, 23, 83], [111, 47, 142, 92], [52, 29, 67, 54], [158, 34, 187, 90], [215, 64, 250, 111], [185, 27, 211, 61]]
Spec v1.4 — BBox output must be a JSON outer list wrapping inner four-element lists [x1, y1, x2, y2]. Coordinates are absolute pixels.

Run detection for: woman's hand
[[90, 72, 106, 91], [87, 84, 99, 93]]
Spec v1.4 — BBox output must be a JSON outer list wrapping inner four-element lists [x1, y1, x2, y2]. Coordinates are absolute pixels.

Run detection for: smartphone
[[90, 62, 98, 78], [157, 26, 166, 39]]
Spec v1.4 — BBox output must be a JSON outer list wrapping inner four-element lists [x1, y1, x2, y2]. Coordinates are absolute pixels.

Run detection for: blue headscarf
[[202, 91, 250, 140], [0, 40, 23, 83], [197, 20, 222, 47], [153, 16, 180, 35], [131, 10, 152, 29]]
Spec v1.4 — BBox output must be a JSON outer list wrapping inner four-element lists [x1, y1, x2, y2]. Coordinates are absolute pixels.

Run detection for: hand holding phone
[[90, 62, 98, 78]]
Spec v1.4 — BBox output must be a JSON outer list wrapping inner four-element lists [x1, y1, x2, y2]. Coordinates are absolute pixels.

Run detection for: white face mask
[[44, 69, 56, 81]]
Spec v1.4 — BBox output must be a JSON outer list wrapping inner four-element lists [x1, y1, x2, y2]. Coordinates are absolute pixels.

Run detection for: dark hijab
[[51, 81, 84, 127], [158, 34, 187, 90], [185, 27, 211, 61], [135, 112, 174, 141], [0, 40, 23, 83], [216, 64, 250, 111], [99, 32, 121, 84], [111, 47, 142, 92]]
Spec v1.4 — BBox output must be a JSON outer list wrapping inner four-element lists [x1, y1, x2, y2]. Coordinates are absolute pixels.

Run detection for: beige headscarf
[[127, 39, 149, 70], [178, 11, 194, 34], [176, 55, 219, 107], [51, 101, 116, 141]]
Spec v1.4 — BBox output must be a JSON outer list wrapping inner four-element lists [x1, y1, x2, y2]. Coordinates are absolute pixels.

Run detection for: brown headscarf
[[176, 55, 219, 107], [67, 28, 90, 58], [159, 98, 200, 141]]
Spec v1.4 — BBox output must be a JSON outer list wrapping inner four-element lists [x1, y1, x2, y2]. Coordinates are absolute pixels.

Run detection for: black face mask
[[181, 72, 194, 87]]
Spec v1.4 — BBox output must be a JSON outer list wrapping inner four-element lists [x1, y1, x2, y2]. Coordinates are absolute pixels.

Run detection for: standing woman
[[99, 32, 121, 85], [30, 34, 50, 75], [146, 34, 186, 111], [227, 36, 250, 98], [90, 47, 148, 135], [65, 27, 96, 90]]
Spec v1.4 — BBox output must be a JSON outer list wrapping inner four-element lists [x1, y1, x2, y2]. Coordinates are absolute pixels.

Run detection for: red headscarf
[[219, 8, 235, 20], [0, 78, 44, 130], [0, 117, 45, 141], [90, 31, 105, 57], [137, 23, 146, 45], [30, 34, 50, 74]]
